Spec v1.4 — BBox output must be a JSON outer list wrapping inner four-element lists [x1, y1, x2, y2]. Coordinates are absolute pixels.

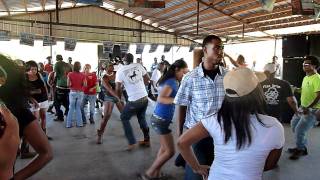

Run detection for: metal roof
[[0, 0, 319, 42]]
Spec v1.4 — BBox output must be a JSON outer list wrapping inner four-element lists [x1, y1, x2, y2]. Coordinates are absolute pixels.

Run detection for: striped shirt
[[174, 63, 227, 129]]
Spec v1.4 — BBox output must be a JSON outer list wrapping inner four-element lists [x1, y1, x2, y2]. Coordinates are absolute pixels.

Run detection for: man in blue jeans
[[289, 56, 320, 160], [174, 35, 227, 180], [115, 53, 150, 151]]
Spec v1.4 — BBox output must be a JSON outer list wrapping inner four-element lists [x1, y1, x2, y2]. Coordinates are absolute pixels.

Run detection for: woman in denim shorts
[[97, 64, 124, 144], [141, 60, 188, 179]]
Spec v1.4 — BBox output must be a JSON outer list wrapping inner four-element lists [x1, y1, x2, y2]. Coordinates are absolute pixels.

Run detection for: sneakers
[[288, 147, 308, 160]]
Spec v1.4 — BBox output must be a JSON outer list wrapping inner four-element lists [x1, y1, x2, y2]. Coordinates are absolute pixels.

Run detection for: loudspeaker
[[112, 45, 121, 58], [282, 35, 309, 58], [282, 58, 305, 87], [97, 45, 110, 59]]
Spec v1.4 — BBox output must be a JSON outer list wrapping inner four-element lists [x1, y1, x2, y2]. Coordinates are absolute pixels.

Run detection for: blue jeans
[[66, 91, 83, 127], [185, 137, 214, 180], [81, 94, 96, 123], [120, 97, 149, 145], [291, 111, 317, 149]]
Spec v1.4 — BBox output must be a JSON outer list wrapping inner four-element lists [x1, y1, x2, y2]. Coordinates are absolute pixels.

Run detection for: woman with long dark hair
[[178, 68, 285, 180], [25, 61, 51, 139], [0, 54, 52, 179], [141, 59, 188, 179]]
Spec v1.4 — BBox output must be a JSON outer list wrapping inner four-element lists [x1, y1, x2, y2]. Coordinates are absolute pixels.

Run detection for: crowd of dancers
[[1, 34, 320, 180]]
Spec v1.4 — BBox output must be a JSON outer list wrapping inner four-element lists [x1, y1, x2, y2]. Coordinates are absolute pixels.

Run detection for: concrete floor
[[15, 100, 320, 180]]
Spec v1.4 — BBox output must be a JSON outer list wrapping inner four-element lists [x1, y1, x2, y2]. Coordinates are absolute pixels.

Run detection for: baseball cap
[[223, 68, 260, 98], [46, 56, 52, 59], [263, 63, 277, 73], [254, 71, 267, 82]]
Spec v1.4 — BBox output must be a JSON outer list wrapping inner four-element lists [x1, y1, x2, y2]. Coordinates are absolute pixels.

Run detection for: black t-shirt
[[202, 64, 220, 81], [260, 77, 293, 119], [26, 74, 48, 103]]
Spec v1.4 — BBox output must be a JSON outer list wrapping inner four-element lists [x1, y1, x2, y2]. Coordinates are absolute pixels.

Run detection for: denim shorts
[[150, 114, 172, 135], [103, 95, 119, 103]]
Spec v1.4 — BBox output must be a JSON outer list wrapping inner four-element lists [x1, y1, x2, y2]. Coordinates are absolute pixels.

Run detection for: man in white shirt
[[115, 53, 151, 150], [150, 62, 165, 99]]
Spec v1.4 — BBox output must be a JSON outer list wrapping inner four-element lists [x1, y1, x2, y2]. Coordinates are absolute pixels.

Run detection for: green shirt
[[301, 73, 320, 109], [54, 61, 72, 87]]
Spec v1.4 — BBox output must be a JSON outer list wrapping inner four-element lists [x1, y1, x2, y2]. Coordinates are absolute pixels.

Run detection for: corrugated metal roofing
[[0, 0, 318, 41]]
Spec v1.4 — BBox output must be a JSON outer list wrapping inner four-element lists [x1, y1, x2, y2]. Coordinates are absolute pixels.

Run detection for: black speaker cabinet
[[282, 58, 305, 88], [282, 35, 309, 58], [309, 34, 320, 59]]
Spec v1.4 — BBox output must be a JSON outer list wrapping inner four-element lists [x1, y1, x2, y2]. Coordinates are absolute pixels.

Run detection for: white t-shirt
[[201, 114, 285, 180], [116, 63, 148, 101], [150, 69, 161, 94]]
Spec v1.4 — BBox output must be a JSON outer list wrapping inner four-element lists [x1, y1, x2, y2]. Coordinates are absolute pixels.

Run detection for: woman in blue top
[[141, 59, 188, 180]]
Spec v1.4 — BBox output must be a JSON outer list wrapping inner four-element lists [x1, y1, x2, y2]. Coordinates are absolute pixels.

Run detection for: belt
[[129, 96, 148, 103], [56, 86, 69, 90]]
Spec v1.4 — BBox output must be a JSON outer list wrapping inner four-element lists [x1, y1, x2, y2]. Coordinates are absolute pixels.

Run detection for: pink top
[[68, 72, 85, 91]]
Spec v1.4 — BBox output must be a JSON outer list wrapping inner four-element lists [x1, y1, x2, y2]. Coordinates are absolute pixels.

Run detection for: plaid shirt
[[174, 63, 227, 129]]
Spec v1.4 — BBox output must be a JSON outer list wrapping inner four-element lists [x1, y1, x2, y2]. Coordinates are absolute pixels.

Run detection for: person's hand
[[193, 164, 210, 178]]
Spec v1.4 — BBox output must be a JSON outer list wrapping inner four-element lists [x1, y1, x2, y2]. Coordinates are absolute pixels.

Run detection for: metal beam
[[22, 0, 28, 13], [72, 0, 77, 8], [58, 0, 64, 9], [168, 0, 287, 31], [215, 16, 313, 36], [171, 5, 291, 31], [211, 0, 226, 7], [41, 0, 47, 11], [183, 10, 293, 34], [0, 0, 10, 16], [56, 0, 59, 22], [0, 17, 200, 37]]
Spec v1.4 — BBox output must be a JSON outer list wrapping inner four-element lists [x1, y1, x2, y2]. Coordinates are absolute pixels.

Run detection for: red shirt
[[44, 64, 53, 73], [68, 72, 85, 91], [84, 73, 97, 95]]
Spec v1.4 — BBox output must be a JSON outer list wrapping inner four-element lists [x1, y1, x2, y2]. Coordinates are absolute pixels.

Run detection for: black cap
[[46, 56, 52, 59]]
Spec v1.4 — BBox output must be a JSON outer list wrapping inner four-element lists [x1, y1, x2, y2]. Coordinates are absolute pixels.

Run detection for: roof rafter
[[22, 0, 28, 13], [215, 16, 313, 36], [40, 0, 47, 11], [183, 10, 293, 34], [167, 0, 287, 31], [0, 0, 10, 16]]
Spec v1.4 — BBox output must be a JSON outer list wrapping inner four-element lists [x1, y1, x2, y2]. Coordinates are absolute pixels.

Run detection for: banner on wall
[[149, 44, 158, 53], [120, 43, 130, 53], [64, 38, 77, 51], [164, 44, 172, 53], [103, 41, 114, 53], [136, 44, 145, 54], [76, 0, 103, 6], [0, 30, 10, 41], [20, 33, 35, 46], [43, 36, 56, 46], [128, 0, 165, 8]]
